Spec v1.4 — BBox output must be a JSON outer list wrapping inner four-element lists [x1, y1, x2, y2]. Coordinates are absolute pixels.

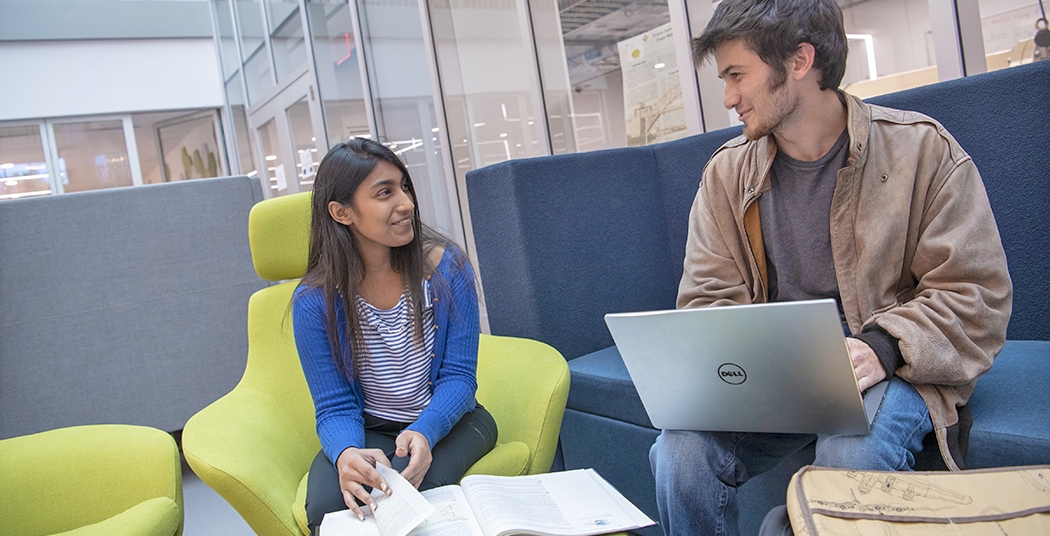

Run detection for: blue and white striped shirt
[[354, 280, 435, 422]]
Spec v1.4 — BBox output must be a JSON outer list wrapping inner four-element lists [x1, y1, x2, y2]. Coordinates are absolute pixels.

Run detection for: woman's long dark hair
[[300, 138, 442, 379]]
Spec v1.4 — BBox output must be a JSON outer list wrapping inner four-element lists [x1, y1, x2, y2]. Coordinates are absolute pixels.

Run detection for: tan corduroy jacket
[[677, 92, 1013, 470]]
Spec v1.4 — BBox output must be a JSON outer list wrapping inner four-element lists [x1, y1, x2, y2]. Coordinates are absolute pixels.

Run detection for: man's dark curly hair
[[692, 0, 848, 91]]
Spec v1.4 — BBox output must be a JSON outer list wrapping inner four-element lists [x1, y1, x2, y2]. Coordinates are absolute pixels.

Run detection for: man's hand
[[335, 447, 392, 520], [846, 337, 887, 393], [395, 430, 432, 489]]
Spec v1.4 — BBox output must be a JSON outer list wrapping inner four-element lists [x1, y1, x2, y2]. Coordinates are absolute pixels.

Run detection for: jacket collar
[[746, 90, 870, 194], [842, 91, 871, 171]]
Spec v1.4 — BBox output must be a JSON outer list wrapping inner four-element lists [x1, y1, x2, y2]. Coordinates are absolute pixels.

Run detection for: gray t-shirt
[[759, 130, 850, 325]]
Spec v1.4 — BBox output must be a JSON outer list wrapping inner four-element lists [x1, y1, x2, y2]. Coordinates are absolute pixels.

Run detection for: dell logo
[[718, 363, 747, 385]]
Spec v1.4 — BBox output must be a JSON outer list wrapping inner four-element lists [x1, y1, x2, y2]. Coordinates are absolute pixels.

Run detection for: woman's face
[[329, 159, 416, 252]]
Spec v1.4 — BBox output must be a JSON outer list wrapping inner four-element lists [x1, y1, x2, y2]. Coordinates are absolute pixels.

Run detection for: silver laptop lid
[[605, 299, 877, 435]]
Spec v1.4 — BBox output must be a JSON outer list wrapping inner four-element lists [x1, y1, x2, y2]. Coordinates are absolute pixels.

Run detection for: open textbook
[[320, 464, 655, 536]]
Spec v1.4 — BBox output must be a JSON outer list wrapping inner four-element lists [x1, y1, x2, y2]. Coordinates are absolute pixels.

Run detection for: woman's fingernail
[[358, 512, 365, 521]]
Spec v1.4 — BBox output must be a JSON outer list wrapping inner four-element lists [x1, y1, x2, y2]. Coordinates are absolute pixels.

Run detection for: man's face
[[713, 39, 797, 140]]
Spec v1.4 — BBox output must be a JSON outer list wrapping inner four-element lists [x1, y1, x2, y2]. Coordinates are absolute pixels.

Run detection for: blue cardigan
[[292, 246, 481, 465]]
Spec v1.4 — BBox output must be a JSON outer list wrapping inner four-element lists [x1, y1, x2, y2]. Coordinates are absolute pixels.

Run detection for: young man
[[648, 0, 1013, 534]]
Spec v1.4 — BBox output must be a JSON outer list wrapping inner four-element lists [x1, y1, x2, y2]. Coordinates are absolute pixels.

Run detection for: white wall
[[0, 39, 223, 121]]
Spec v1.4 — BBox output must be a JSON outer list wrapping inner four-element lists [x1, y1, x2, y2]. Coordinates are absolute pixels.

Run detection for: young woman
[[292, 138, 496, 531]]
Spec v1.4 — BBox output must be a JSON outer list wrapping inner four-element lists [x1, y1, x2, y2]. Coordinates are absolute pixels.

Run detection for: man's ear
[[790, 42, 817, 81], [328, 201, 355, 226]]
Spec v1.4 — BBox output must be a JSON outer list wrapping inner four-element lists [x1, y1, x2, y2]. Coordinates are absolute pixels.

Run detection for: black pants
[[305, 406, 497, 532]]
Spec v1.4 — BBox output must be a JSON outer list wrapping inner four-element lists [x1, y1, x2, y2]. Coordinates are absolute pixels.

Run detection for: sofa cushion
[[966, 340, 1050, 469], [567, 345, 652, 428]]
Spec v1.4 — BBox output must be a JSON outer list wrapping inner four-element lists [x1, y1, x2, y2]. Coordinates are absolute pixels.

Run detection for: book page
[[370, 463, 437, 536], [461, 468, 655, 536], [406, 485, 487, 536], [319, 507, 382, 536], [318, 480, 484, 536]]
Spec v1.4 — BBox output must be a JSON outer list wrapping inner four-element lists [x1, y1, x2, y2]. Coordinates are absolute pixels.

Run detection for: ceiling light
[[499, 133, 508, 138], [431, 127, 439, 132], [311, 137, 316, 142], [0, 163, 14, 169], [265, 155, 278, 161], [473, 122, 486, 127], [5, 180, 17, 186]]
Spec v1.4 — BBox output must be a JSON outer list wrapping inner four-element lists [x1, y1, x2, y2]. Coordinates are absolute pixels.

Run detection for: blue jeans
[[649, 377, 931, 536]]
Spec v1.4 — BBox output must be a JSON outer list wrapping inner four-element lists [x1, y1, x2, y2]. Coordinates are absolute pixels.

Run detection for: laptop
[[604, 299, 888, 435]]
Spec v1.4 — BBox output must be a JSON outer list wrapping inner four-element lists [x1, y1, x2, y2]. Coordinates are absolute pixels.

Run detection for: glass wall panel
[[533, 0, 688, 151], [52, 120, 133, 193], [358, 0, 457, 237], [266, 0, 309, 83], [131, 111, 225, 185], [0, 125, 50, 201], [225, 72, 259, 177], [979, 0, 1048, 69], [237, 0, 276, 102], [428, 0, 547, 178], [232, 105, 258, 177], [286, 98, 319, 190], [158, 115, 223, 182], [307, 0, 370, 146], [215, 0, 241, 80], [258, 118, 285, 195], [132, 113, 164, 185], [529, 0, 577, 154], [838, 0, 937, 97]]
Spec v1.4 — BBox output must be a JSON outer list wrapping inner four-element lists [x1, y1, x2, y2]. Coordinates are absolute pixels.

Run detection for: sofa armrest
[[183, 386, 319, 536], [0, 425, 182, 536]]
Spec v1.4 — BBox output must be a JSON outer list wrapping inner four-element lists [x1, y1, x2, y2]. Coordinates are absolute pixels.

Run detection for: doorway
[[248, 72, 327, 198]]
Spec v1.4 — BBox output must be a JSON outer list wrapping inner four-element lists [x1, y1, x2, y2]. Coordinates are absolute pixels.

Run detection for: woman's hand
[[335, 447, 393, 520], [395, 431, 432, 488]]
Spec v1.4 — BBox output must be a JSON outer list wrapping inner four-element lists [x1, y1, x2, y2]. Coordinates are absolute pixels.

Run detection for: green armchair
[[182, 192, 570, 536], [0, 424, 183, 536]]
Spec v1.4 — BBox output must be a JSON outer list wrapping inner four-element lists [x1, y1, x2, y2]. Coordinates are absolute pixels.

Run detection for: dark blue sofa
[[465, 61, 1050, 534]]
